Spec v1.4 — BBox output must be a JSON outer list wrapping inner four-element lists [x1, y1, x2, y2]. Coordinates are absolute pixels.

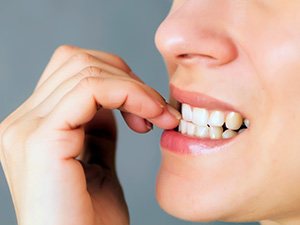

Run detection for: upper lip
[[170, 84, 243, 113]]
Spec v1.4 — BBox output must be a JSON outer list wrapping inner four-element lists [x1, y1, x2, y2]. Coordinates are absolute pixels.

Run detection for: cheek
[[244, 33, 300, 212], [245, 14, 300, 116], [253, 36, 300, 151]]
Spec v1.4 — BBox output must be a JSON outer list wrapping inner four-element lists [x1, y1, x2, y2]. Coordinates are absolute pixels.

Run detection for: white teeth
[[187, 122, 196, 136], [179, 120, 187, 134], [182, 103, 193, 122], [208, 111, 225, 127], [209, 126, 223, 139], [178, 103, 249, 140], [244, 119, 250, 128], [195, 126, 210, 138], [225, 112, 243, 130], [222, 130, 237, 139], [192, 108, 209, 126]]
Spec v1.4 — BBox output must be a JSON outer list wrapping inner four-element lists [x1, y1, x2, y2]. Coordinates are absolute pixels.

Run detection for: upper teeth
[[225, 112, 243, 130], [209, 110, 225, 127], [179, 103, 249, 140], [192, 108, 209, 126], [182, 103, 193, 122]]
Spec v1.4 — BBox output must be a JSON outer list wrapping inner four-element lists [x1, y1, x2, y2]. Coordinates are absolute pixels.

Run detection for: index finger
[[42, 74, 180, 132]]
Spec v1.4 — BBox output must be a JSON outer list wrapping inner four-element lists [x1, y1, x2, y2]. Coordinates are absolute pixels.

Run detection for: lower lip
[[160, 130, 235, 155]]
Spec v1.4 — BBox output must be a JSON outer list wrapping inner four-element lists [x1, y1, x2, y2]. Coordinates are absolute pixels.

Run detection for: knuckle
[[71, 52, 96, 66], [109, 54, 131, 72], [81, 66, 104, 78], [0, 116, 39, 157], [1, 121, 20, 155], [53, 45, 78, 58], [77, 66, 105, 89], [78, 71, 103, 89]]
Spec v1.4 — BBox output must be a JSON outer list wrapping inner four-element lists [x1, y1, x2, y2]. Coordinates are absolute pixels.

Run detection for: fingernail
[[144, 119, 153, 130], [166, 105, 181, 120], [156, 100, 165, 109]]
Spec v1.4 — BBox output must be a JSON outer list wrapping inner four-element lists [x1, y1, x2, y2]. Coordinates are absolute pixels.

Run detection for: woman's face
[[155, 1, 300, 224]]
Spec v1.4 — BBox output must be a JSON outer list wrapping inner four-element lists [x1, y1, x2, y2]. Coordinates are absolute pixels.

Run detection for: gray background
[[0, 1, 259, 225]]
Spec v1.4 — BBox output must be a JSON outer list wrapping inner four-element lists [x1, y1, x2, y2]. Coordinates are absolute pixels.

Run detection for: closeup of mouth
[[177, 103, 249, 139], [160, 85, 250, 155]]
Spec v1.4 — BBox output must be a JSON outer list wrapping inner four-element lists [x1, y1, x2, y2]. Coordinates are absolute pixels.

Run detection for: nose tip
[[155, 12, 238, 67]]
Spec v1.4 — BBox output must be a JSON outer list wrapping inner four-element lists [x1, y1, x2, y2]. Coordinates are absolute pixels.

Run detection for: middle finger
[[30, 53, 134, 109]]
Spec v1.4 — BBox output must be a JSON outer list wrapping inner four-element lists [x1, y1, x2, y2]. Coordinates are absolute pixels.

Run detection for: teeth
[[192, 108, 209, 126], [222, 130, 237, 139], [178, 103, 249, 140], [195, 126, 210, 138], [182, 103, 193, 121], [225, 112, 243, 130], [244, 119, 250, 128], [187, 122, 196, 136], [208, 111, 225, 127], [209, 126, 223, 139], [179, 120, 187, 134]]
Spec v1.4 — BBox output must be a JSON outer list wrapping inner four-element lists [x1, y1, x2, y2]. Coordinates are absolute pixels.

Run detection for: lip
[[170, 84, 242, 112], [160, 130, 239, 155], [161, 84, 247, 155]]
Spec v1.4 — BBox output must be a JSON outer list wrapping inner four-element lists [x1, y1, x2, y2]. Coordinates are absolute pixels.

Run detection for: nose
[[155, 1, 238, 67]]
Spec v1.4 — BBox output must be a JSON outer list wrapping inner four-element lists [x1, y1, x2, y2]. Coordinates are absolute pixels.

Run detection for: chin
[[155, 149, 263, 223], [156, 168, 225, 222]]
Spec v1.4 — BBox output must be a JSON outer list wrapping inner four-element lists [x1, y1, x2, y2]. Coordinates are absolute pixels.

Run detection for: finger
[[37, 45, 131, 89], [121, 104, 181, 130], [32, 53, 134, 109], [5, 46, 132, 126], [121, 111, 153, 133], [41, 70, 178, 135], [32, 67, 146, 117], [149, 104, 181, 129], [32, 51, 145, 119], [32, 66, 179, 133]]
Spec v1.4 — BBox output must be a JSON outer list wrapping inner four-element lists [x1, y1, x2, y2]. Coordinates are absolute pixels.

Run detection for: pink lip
[[170, 84, 240, 112], [160, 130, 235, 155], [161, 84, 243, 155]]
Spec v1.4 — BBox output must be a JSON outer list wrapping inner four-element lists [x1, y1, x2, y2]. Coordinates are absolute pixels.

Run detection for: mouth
[[160, 85, 250, 155]]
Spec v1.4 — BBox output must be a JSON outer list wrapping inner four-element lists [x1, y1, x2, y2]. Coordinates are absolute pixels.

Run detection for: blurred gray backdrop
[[0, 1, 259, 225]]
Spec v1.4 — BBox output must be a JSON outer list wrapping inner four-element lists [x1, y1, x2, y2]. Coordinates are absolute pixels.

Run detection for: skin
[[0, 0, 300, 225], [0, 46, 181, 225], [156, 1, 300, 225]]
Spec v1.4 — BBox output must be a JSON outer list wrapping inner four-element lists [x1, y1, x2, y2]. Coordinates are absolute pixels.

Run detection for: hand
[[0, 45, 180, 225]]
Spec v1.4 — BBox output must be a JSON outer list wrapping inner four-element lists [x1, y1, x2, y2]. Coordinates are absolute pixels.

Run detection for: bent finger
[[32, 53, 134, 109], [37, 45, 131, 89], [41, 71, 178, 133], [32, 67, 151, 118]]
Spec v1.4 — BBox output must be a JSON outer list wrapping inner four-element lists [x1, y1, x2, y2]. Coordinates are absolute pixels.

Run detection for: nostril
[[178, 54, 190, 59], [177, 53, 219, 66], [178, 53, 216, 60]]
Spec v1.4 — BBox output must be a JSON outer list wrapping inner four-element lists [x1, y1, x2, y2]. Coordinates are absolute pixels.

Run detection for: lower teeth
[[178, 120, 247, 140]]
